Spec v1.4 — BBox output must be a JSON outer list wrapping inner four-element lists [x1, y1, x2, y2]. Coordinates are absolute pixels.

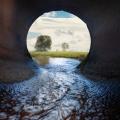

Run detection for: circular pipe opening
[[27, 11, 91, 66]]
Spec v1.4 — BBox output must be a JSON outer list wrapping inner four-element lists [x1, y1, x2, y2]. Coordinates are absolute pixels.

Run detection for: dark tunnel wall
[[0, 0, 120, 82]]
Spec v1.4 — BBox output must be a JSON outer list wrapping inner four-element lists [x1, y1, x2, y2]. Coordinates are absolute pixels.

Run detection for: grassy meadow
[[31, 51, 88, 60]]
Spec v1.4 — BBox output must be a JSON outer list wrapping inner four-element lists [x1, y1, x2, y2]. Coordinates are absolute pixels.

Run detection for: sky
[[27, 11, 91, 52]]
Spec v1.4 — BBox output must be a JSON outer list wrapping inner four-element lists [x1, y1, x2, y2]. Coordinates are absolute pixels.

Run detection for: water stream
[[0, 57, 120, 120]]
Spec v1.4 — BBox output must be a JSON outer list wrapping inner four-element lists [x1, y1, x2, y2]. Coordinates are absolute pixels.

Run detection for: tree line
[[35, 35, 69, 51]]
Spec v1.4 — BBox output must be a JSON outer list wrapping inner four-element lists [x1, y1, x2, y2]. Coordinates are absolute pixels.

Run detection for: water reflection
[[33, 56, 49, 66], [0, 57, 120, 119]]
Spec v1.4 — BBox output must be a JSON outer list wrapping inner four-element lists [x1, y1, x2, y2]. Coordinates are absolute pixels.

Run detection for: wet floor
[[0, 58, 120, 120]]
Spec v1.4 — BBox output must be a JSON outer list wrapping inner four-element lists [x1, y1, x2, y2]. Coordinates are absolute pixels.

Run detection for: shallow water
[[0, 58, 120, 120]]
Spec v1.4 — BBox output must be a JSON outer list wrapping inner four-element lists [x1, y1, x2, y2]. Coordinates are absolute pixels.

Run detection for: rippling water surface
[[0, 58, 120, 120]]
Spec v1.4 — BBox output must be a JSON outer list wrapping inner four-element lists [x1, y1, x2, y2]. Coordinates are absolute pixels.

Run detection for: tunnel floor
[[0, 58, 120, 120]]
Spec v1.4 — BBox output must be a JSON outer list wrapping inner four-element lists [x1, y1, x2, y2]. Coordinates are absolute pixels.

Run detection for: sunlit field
[[31, 51, 88, 60]]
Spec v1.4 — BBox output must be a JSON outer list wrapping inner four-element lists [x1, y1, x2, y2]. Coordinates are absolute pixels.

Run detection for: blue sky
[[42, 11, 75, 18], [50, 11, 74, 18]]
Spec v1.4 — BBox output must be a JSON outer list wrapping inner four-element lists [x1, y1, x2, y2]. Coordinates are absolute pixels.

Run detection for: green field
[[31, 51, 88, 60]]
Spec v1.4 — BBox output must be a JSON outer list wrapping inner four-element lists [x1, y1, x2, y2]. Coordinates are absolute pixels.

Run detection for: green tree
[[35, 35, 52, 51], [61, 42, 69, 51]]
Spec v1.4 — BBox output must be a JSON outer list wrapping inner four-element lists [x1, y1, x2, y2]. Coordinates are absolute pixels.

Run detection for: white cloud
[[69, 14, 77, 18], [41, 11, 56, 18], [29, 17, 86, 33]]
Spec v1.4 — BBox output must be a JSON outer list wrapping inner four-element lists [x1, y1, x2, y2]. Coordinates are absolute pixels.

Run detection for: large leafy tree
[[35, 35, 52, 51], [61, 42, 69, 51]]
